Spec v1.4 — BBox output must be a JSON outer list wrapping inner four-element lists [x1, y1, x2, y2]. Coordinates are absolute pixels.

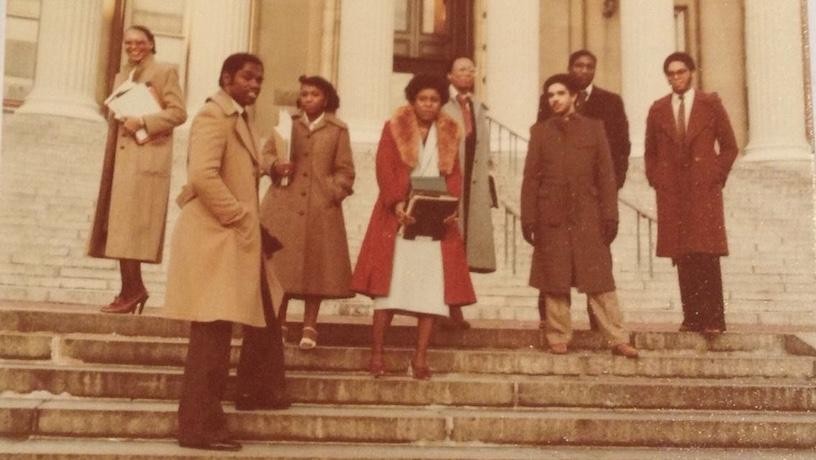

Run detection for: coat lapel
[[657, 96, 679, 143], [235, 112, 259, 164], [208, 90, 259, 164], [683, 92, 707, 144]]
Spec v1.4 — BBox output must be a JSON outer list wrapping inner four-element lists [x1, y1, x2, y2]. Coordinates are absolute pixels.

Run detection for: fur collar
[[388, 105, 460, 174]]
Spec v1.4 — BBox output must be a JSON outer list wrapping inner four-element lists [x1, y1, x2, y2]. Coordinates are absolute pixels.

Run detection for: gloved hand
[[603, 219, 618, 245], [522, 225, 536, 246]]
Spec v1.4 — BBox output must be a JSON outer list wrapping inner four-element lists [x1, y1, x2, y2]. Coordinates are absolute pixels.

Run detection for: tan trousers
[[543, 291, 629, 347]]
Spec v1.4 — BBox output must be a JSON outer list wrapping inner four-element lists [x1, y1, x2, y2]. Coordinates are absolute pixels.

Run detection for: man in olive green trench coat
[[441, 57, 497, 329], [163, 53, 288, 452]]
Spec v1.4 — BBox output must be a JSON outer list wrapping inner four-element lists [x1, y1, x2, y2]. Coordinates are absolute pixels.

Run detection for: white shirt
[[581, 83, 594, 101], [449, 84, 472, 101], [671, 88, 695, 129], [302, 111, 325, 132]]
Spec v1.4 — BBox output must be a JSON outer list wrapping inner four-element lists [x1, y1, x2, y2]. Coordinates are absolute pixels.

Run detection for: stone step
[[7, 333, 812, 379], [4, 438, 815, 460], [2, 398, 815, 448], [3, 361, 815, 411], [1, 306, 804, 352]]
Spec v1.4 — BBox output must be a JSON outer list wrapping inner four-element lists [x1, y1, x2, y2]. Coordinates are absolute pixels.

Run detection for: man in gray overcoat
[[441, 56, 497, 329], [520, 73, 638, 358]]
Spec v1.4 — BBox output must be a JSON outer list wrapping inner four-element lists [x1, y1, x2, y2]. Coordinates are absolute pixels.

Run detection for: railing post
[[636, 212, 642, 269], [503, 207, 509, 268], [511, 214, 517, 275], [648, 219, 654, 278]]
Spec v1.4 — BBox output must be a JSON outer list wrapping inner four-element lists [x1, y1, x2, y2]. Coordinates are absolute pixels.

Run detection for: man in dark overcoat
[[644, 52, 738, 333], [536, 49, 631, 330], [521, 73, 638, 358]]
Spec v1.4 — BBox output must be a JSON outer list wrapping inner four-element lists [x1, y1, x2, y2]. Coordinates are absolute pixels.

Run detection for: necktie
[[576, 90, 587, 112], [676, 93, 686, 141], [457, 94, 473, 137]]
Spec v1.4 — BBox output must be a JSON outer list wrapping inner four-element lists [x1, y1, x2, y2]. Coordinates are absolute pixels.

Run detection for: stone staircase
[[2, 302, 816, 458], [2, 113, 815, 327]]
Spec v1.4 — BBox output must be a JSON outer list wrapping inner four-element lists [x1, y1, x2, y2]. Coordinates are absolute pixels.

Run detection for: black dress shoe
[[235, 393, 292, 411], [178, 439, 242, 451]]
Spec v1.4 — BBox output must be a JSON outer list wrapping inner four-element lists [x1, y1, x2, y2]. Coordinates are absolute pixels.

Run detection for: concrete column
[[485, 0, 539, 136], [619, 0, 675, 157], [186, 0, 251, 116], [0, 0, 5, 173], [743, 0, 811, 161], [337, 0, 394, 143], [15, 0, 103, 121], [320, 0, 340, 83]]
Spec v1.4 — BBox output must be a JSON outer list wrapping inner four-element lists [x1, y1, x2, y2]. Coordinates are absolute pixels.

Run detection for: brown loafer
[[549, 343, 568, 354], [612, 343, 639, 359]]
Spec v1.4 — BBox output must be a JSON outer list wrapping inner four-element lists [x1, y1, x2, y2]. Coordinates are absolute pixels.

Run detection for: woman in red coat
[[352, 75, 476, 380]]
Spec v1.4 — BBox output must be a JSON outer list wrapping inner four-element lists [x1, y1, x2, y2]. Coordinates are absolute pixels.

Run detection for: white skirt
[[373, 236, 447, 317]]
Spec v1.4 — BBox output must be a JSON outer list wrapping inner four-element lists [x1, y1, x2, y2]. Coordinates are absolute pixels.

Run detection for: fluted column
[[743, 0, 811, 161], [16, 0, 103, 121], [185, 0, 251, 116], [620, 0, 674, 157], [337, 0, 394, 143], [484, 0, 539, 136]]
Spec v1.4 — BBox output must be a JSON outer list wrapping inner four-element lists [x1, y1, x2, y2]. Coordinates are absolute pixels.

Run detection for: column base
[[16, 94, 103, 121], [742, 142, 813, 161]]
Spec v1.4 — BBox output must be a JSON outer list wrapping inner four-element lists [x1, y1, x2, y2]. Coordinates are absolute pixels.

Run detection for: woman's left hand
[[121, 116, 144, 135], [443, 212, 458, 225]]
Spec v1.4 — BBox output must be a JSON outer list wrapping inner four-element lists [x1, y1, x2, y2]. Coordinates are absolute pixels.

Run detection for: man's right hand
[[272, 162, 294, 177], [522, 225, 536, 246]]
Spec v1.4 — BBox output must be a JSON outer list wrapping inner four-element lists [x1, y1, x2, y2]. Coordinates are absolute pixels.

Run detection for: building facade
[[3, 0, 813, 157]]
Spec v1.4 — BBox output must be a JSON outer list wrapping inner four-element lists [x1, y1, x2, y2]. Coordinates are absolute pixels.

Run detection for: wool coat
[[259, 111, 355, 299], [163, 90, 284, 328], [351, 106, 476, 307], [88, 55, 187, 262], [520, 114, 618, 295], [442, 94, 497, 273], [538, 85, 631, 188], [644, 91, 738, 258]]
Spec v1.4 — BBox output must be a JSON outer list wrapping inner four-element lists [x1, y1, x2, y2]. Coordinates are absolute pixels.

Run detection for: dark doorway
[[393, 0, 474, 76]]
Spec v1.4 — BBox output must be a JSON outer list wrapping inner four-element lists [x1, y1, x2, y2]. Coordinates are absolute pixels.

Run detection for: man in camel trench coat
[[163, 53, 288, 452]]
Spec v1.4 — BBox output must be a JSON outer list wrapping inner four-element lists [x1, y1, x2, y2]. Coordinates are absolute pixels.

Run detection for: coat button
[[298, 210, 305, 216], [303, 172, 309, 177], [301, 192, 307, 197]]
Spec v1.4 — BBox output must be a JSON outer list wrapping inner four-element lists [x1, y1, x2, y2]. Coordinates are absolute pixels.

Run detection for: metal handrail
[[485, 115, 657, 278]]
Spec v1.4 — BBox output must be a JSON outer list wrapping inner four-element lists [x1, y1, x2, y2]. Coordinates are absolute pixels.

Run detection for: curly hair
[[298, 75, 340, 112], [543, 73, 580, 95], [404, 74, 450, 104], [663, 52, 696, 74]]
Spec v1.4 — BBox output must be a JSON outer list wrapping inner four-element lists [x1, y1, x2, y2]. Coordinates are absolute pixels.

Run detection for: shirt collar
[[673, 87, 695, 102], [450, 84, 472, 100]]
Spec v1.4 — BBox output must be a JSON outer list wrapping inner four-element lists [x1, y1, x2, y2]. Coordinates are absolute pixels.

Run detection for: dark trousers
[[675, 253, 725, 331], [177, 273, 286, 444]]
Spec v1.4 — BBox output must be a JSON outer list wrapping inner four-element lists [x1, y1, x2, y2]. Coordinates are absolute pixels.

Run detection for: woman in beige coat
[[88, 25, 186, 314], [260, 75, 355, 350]]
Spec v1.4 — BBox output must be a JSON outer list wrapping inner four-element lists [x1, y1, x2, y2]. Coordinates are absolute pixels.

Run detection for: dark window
[[393, 0, 473, 76]]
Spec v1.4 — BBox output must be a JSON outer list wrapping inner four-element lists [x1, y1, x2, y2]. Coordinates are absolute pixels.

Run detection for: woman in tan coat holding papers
[[260, 75, 355, 350], [88, 25, 186, 314]]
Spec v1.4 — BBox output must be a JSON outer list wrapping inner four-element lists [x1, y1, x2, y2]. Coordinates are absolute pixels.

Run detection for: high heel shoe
[[368, 357, 386, 378], [298, 326, 318, 350], [408, 360, 432, 380], [101, 290, 148, 314]]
